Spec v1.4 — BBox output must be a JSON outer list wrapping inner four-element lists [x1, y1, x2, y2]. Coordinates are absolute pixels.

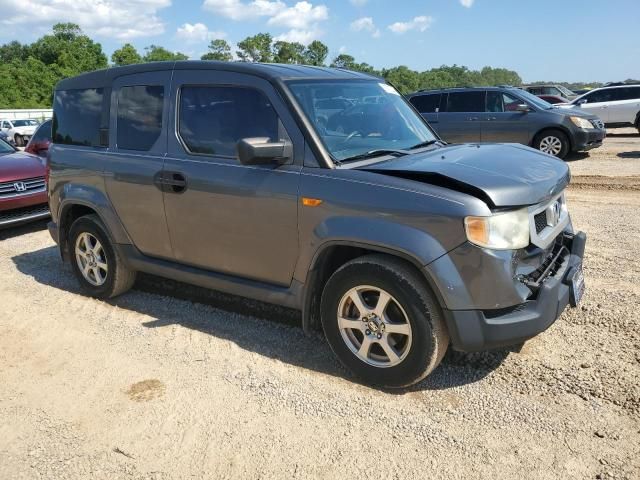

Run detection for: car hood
[[360, 143, 570, 208], [0, 151, 46, 183], [14, 126, 37, 134]]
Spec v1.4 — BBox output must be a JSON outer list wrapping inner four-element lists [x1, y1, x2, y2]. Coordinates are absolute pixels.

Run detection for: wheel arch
[[531, 125, 573, 151], [301, 240, 448, 334]]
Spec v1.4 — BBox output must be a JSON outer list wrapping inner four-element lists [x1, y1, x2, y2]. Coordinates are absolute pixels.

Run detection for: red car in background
[[25, 119, 52, 158], [0, 136, 49, 229], [538, 94, 571, 105]]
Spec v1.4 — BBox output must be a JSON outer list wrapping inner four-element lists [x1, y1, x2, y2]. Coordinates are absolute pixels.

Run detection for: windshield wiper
[[340, 149, 409, 163], [408, 139, 444, 149]]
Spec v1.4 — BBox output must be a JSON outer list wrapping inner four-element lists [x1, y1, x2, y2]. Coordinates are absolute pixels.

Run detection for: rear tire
[[533, 129, 570, 159], [320, 254, 448, 388], [68, 214, 136, 299]]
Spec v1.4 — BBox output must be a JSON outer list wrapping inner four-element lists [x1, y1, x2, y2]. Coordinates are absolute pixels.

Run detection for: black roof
[[55, 61, 379, 90]]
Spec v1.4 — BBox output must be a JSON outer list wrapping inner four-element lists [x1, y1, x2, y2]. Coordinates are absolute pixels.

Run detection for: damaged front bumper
[[440, 231, 586, 352]]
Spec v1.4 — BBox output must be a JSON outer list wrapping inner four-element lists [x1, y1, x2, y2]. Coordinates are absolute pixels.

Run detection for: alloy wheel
[[75, 232, 108, 286], [539, 135, 563, 156], [337, 285, 412, 368]]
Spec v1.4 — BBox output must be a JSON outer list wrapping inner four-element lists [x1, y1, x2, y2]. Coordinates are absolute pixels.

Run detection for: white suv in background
[[561, 85, 640, 133], [0, 118, 40, 147]]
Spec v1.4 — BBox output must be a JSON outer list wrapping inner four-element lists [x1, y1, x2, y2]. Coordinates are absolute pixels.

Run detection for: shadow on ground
[[565, 152, 590, 162], [606, 132, 639, 138], [617, 151, 640, 158], [12, 245, 510, 392], [0, 218, 48, 240]]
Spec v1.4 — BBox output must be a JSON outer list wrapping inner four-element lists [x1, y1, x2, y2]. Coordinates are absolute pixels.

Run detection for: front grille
[[521, 235, 568, 289], [0, 176, 46, 198], [590, 119, 604, 129], [0, 203, 49, 226], [534, 211, 547, 234]]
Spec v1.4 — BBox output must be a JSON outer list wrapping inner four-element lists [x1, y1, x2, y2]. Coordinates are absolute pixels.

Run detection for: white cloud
[[204, 0, 329, 44], [267, 1, 328, 29], [203, 0, 283, 21], [176, 23, 225, 43], [349, 0, 368, 6], [274, 28, 321, 43], [460, 0, 475, 7], [388, 15, 433, 34], [350, 17, 380, 38], [0, 0, 171, 39]]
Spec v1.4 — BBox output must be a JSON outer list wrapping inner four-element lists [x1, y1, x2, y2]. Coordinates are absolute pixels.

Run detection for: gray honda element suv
[[47, 62, 586, 387]]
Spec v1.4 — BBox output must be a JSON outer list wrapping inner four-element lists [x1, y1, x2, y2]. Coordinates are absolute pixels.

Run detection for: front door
[[480, 91, 532, 144], [163, 70, 302, 286], [577, 89, 611, 123], [105, 71, 173, 259]]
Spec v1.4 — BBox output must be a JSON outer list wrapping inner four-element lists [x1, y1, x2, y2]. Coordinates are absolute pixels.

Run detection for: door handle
[[154, 171, 188, 194], [487, 116, 497, 121], [467, 117, 479, 121]]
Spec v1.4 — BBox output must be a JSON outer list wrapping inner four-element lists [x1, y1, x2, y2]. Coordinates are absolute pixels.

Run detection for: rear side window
[[117, 85, 164, 151], [446, 91, 485, 112], [178, 86, 279, 157], [409, 94, 441, 113], [584, 89, 613, 103], [53, 88, 104, 146], [614, 87, 640, 101], [32, 120, 52, 142]]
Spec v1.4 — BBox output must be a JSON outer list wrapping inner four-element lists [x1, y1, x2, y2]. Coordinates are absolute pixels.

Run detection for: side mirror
[[237, 137, 292, 165], [516, 103, 530, 112], [576, 98, 587, 106]]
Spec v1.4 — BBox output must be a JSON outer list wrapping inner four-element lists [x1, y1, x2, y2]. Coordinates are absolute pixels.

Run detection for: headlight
[[464, 208, 530, 250], [569, 116, 593, 129]]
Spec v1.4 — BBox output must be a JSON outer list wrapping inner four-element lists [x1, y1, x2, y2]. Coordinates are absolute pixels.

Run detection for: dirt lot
[[1, 130, 639, 480]]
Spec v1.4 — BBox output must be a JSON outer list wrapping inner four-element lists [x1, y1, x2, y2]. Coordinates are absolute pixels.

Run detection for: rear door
[[162, 70, 302, 286], [437, 91, 483, 143], [105, 71, 173, 259], [480, 91, 531, 144], [607, 87, 640, 124]]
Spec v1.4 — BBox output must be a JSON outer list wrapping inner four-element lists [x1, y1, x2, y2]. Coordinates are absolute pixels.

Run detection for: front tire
[[14, 134, 23, 147], [68, 214, 136, 299], [533, 129, 570, 159], [321, 255, 448, 388]]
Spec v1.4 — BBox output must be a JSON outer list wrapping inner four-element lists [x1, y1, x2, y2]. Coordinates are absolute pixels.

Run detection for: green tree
[[330, 54, 356, 69], [143, 45, 188, 62], [382, 66, 420, 94], [201, 39, 233, 61], [0, 41, 30, 63], [30, 23, 107, 75], [111, 43, 142, 66], [273, 41, 306, 64], [236, 33, 273, 63], [303, 40, 328, 66]]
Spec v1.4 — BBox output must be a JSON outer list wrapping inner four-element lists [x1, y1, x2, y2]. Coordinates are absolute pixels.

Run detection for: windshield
[[0, 138, 16, 153], [515, 89, 555, 109], [557, 85, 575, 98], [287, 80, 437, 162], [12, 119, 39, 127]]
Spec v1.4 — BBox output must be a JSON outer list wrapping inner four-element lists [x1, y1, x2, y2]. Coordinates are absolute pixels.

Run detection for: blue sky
[[1, 0, 638, 82]]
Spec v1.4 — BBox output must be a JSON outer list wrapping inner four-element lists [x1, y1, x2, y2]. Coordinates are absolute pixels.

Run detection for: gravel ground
[[1, 130, 639, 479]]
